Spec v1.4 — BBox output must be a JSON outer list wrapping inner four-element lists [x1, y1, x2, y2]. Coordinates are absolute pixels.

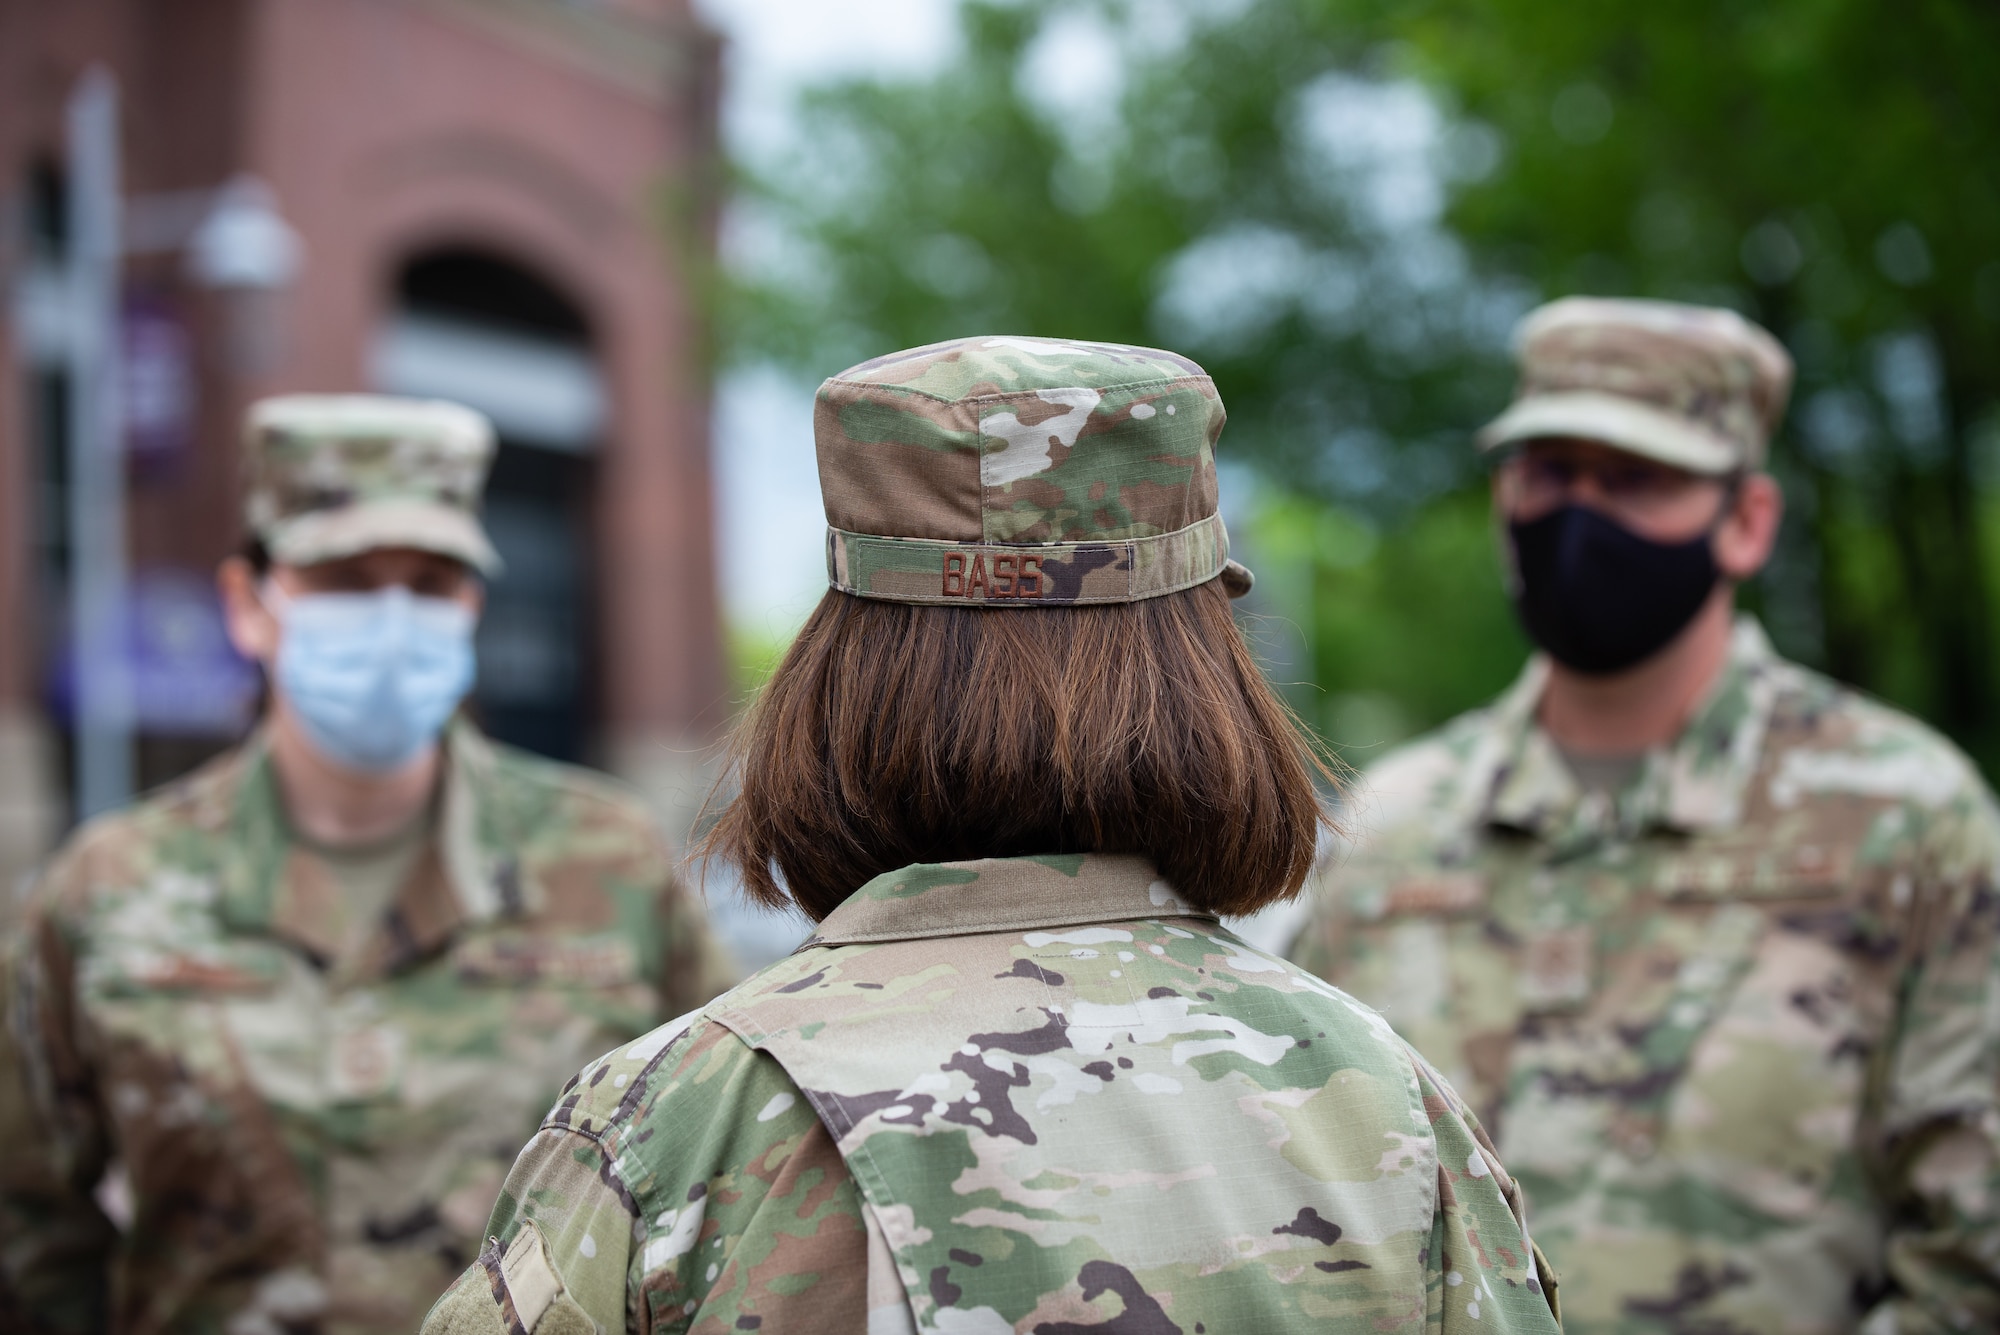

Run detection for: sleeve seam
[[530, 1120, 635, 1201]]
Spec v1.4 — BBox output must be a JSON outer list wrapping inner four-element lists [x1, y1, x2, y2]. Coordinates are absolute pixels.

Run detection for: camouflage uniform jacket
[[422, 853, 1560, 1335], [0, 722, 733, 1335], [1287, 618, 2000, 1334]]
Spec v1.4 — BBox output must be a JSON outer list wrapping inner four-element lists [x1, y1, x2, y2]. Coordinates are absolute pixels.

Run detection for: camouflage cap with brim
[[816, 335, 1252, 606], [243, 395, 501, 574], [1477, 297, 1795, 475]]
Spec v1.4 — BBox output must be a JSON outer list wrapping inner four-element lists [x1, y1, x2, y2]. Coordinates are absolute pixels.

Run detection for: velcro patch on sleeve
[[498, 1222, 564, 1334]]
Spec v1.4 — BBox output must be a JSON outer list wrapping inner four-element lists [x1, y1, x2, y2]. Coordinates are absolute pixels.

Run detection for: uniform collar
[[808, 853, 1213, 946], [1480, 616, 1779, 844], [210, 719, 536, 971]]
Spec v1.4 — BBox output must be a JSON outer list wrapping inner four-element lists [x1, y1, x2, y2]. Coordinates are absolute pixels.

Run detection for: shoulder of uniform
[[34, 807, 148, 909], [1365, 704, 1496, 781], [541, 1009, 805, 1208], [31, 744, 253, 916], [1292, 969, 1435, 1069], [113, 739, 256, 834], [1343, 703, 1501, 835], [531, 1006, 832, 1277], [1762, 658, 1989, 813], [481, 735, 650, 809], [478, 737, 671, 851], [547, 1010, 696, 1138]]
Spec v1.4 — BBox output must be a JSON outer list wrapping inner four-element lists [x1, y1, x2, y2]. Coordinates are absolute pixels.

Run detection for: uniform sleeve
[[422, 1021, 867, 1335], [0, 880, 120, 1335], [420, 1127, 632, 1335], [1862, 785, 2000, 1331], [1409, 1048, 1561, 1334]]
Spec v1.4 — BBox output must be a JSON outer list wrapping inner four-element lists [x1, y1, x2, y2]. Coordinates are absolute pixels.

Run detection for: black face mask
[[1506, 504, 1721, 676]]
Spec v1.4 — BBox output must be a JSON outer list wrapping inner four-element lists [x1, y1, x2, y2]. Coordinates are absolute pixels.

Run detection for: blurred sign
[[49, 568, 260, 736], [121, 293, 196, 466], [370, 311, 604, 452]]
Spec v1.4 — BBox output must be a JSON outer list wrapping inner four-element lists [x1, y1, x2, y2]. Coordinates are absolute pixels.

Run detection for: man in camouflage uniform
[[421, 336, 1561, 1334], [0, 395, 733, 1335], [1288, 298, 2000, 1332]]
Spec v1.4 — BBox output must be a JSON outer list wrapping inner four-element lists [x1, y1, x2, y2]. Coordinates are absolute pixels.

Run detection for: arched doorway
[[371, 248, 603, 763]]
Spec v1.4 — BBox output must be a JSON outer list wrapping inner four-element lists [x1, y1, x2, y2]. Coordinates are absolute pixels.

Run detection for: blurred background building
[[0, 0, 727, 894]]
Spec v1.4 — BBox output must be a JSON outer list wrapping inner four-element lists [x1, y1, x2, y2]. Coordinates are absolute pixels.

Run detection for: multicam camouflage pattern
[[0, 722, 733, 1335], [424, 854, 1560, 1334], [1477, 298, 1795, 475], [244, 394, 501, 573], [818, 336, 1253, 604], [1288, 619, 2000, 1333]]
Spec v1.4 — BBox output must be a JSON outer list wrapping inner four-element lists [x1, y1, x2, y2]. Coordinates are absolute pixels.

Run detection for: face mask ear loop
[[1707, 470, 1747, 538], [1699, 470, 1756, 593], [256, 578, 292, 624]]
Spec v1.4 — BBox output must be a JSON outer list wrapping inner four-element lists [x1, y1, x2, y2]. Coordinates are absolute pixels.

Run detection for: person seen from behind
[[420, 336, 1562, 1334]]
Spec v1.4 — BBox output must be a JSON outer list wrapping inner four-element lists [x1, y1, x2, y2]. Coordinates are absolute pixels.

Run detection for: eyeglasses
[[1495, 451, 1737, 525]]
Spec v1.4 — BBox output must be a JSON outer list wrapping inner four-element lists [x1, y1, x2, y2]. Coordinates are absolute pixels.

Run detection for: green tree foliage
[[1399, 0, 2000, 766], [727, 0, 2000, 767], [1242, 489, 1527, 755]]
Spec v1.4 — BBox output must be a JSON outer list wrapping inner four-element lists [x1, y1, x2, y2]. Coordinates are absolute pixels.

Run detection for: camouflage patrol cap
[[242, 394, 500, 573], [1477, 297, 1795, 474], [817, 335, 1252, 606]]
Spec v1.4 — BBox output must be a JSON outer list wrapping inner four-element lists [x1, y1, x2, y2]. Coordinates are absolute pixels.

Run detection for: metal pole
[[66, 67, 133, 818]]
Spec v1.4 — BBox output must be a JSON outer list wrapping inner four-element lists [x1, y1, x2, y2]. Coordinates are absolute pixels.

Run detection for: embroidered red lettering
[[942, 553, 966, 596], [1018, 555, 1043, 598], [992, 555, 1016, 595], [967, 554, 990, 596]]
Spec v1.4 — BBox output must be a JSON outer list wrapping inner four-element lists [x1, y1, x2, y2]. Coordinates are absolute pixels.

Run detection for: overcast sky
[[693, 0, 961, 636]]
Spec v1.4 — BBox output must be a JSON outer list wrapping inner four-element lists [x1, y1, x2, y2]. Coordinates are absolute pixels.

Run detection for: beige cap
[[1477, 297, 1794, 474], [242, 395, 501, 573], [816, 335, 1250, 606]]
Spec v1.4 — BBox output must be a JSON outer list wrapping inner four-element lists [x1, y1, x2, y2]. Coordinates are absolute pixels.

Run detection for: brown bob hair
[[702, 578, 1339, 922]]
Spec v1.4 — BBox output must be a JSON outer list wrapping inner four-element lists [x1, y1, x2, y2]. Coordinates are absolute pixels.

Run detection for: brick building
[[0, 0, 728, 891]]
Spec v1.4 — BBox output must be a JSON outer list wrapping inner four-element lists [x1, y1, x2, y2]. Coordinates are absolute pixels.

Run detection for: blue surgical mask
[[266, 585, 477, 773]]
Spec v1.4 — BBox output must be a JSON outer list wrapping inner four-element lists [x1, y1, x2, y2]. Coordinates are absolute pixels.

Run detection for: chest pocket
[[1656, 905, 1872, 1221], [1500, 902, 1770, 1173], [1621, 903, 1766, 1131], [1647, 844, 1870, 1214], [1609, 841, 1852, 1146]]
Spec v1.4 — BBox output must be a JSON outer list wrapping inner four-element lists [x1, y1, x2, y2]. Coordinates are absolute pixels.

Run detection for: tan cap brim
[[264, 498, 503, 575], [1476, 390, 1744, 475], [1219, 559, 1254, 598]]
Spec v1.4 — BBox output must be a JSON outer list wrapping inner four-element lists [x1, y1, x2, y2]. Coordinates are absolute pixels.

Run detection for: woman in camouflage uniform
[[0, 396, 730, 1335], [423, 337, 1561, 1335]]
